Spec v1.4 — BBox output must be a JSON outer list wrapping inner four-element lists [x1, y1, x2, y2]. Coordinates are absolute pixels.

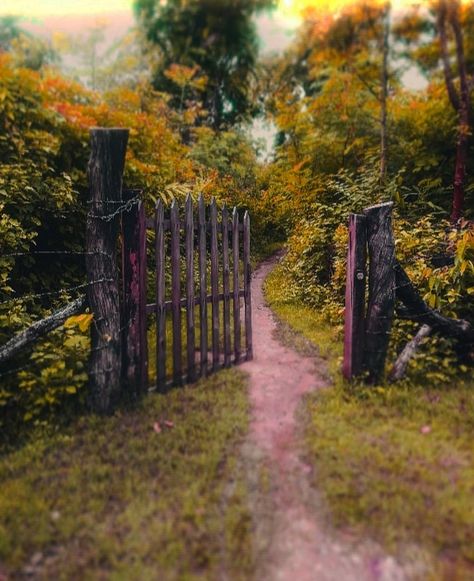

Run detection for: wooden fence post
[[86, 127, 129, 414], [155, 199, 166, 391], [363, 201, 396, 384], [222, 205, 231, 367], [342, 213, 367, 380], [198, 195, 208, 377], [170, 199, 183, 385], [185, 194, 196, 382], [122, 188, 148, 399], [243, 211, 253, 360], [232, 208, 241, 364], [210, 198, 220, 370]]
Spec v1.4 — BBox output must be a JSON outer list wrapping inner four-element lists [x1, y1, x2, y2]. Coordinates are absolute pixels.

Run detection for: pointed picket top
[[155, 197, 164, 218], [186, 192, 193, 210], [171, 197, 178, 213], [244, 210, 250, 225], [222, 203, 228, 221], [198, 194, 205, 221], [232, 206, 238, 221], [210, 196, 217, 212]]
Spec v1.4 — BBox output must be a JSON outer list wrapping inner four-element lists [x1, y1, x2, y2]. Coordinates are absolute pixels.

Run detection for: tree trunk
[[380, 2, 390, 182], [437, 0, 471, 223], [450, 1, 470, 223]]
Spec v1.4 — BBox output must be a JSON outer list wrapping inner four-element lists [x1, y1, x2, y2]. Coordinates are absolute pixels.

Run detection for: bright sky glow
[[0, 0, 133, 16], [0, 0, 452, 19]]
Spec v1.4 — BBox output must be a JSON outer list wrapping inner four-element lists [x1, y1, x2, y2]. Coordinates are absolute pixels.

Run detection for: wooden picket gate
[[121, 191, 253, 395]]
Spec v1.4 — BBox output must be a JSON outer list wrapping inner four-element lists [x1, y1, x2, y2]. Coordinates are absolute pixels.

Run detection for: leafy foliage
[[134, 0, 274, 128]]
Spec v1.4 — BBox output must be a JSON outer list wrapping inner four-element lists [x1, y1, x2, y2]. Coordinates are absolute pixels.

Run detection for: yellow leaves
[[64, 313, 93, 333], [164, 64, 208, 92]]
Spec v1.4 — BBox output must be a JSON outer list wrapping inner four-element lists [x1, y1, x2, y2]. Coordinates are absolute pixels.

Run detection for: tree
[[265, 1, 398, 186], [134, 0, 274, 129], [0, 16, 22, 52], [437, 0, 471, 222], [0, 16, 58, 71], [394, 0, 474, 222]]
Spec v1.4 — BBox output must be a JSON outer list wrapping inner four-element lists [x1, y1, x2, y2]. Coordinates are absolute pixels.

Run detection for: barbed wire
[[0, 278, 113, 306], [3, 250, 113, 258], [87, 195, 140, 222], [2, 203, 84, 215]]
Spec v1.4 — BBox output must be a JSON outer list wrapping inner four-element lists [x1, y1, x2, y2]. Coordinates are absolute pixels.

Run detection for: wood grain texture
[[155, 200, 166, 391], [210, 198, 220, 371], [363, 202, 395, 384], [185, 194, 196, 382], [122, 190, 148, 399], [86, 128, 128, 414], [232, 207, 241, 364], [222, 205, 231, 367], [243, 211, 253, 360], [342, 213, 367, 380], [198, 195, 208, 377], [170, 199, 182, 385]]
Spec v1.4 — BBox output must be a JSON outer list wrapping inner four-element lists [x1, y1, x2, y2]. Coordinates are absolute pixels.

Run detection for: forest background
[[0, 0, 473, 444]]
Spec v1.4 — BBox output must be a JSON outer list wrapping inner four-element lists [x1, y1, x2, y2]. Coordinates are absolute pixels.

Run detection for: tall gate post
[[342, 213, 367, 380], [86, 127, 129, 414], [122, 189, 148, 398], [363, 201, 396, 384]]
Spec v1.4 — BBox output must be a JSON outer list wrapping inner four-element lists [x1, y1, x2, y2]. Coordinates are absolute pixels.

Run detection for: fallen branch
[[389, 324, 432, 382], [394, 262, 473, 341], [0, 296, 86, 367]]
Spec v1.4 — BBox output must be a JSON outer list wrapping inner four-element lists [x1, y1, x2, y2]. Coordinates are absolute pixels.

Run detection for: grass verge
[[265, 262, 474, 578], [0, 369, 253, 580]]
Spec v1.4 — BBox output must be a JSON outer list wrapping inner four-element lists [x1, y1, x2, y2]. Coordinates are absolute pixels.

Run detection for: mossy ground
[[265, 263, 474, 578], [0, 369, 253, 580]]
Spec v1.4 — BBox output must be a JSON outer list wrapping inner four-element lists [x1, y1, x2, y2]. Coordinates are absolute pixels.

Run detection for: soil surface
[[241, 255, 409, 581]]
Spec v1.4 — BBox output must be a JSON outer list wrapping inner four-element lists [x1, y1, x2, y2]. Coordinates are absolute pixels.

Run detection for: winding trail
[[241, 255, 406, 581]]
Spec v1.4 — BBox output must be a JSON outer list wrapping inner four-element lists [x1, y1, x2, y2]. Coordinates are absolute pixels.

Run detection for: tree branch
[[0, 296, 86, 367]]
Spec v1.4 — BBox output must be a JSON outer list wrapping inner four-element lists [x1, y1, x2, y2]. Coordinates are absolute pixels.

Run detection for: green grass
[[265, 263, 474, 578], [0, 369, 253, 580]]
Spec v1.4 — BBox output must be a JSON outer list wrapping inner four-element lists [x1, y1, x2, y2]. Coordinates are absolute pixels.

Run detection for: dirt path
[[241, 255, 407, 581]]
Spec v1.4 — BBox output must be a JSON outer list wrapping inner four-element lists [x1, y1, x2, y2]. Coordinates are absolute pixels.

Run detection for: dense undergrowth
[[0, 369, 253, 580], [265, 262, 474, 577]]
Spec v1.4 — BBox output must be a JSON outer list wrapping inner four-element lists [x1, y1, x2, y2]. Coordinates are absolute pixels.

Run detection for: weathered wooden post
[[86, 127, 129, 414], [243, 211, 253, 360], [342, 213, 367, 380], [122, 188, 148, 399], [363, 201, 396, 384]]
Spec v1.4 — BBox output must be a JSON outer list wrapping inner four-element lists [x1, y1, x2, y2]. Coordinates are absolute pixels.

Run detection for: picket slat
[[198, 195, 208, 377], [222, 205, 231, 367], [243, 211, 253, 360], [185, 194, 196, 382], [210, 198, 220, 370], [232, 207, 241, 364], [170, 200, 182, 385], [155, 200, 166, 390]]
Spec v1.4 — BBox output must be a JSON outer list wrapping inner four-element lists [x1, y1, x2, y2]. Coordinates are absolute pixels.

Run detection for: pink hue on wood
[[342, 213, 367, 380], [121, 190, 148, 397]]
